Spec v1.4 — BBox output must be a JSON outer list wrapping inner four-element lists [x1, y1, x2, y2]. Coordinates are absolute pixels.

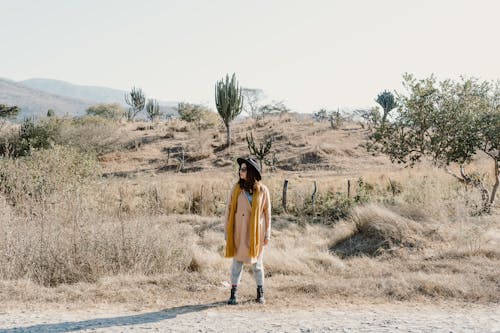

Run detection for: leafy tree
[[258, 100, 290, 117], [215, 73, 243, 148], [176, 102, 219, 131], [0, 104, 20, 129], [356, 107, 382, 128], [370, 74, 499, 213], [313, 109, 328, 122], [145, 99, 161, 121], [47, 109, 55, 117], [124, 87, 146, 121], [375, 90, 397, 125], [241, 88, 264, 119], [86, 103, 126, 120]]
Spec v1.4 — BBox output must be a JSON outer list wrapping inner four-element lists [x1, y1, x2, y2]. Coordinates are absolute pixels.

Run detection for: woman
[[224, 157, 271, 305]]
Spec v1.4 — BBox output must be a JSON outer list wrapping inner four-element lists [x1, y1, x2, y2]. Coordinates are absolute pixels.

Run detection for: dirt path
[[1, 302, 498, 332]]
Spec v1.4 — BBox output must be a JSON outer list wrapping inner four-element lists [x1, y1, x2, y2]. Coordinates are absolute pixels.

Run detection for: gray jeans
[[230, 258, 264, 286]]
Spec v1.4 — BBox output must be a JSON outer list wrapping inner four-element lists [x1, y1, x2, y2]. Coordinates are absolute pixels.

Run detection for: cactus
[[125, 87, 146, 121], [375, 90, 397, 125], [215, 73, 243, 148], [246, 132, 273, 171], [146, 99, 161, 121]]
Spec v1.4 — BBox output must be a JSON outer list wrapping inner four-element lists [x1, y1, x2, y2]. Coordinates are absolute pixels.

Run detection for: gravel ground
[[1, 302, 499, 332]]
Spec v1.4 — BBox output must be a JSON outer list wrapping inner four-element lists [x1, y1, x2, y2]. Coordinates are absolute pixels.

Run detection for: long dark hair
[[238, 164, 259, 193]]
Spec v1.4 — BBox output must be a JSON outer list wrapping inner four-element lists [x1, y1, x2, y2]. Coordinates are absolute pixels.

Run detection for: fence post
[[282, 179, 288, 213], [347, 179, 351, 198], [312, 181, 317, 214]]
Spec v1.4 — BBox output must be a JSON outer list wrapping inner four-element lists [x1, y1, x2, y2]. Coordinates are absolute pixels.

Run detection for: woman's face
[[239, 163, 247, 181]]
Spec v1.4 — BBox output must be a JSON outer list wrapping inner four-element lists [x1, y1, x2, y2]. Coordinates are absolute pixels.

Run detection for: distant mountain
[[20, 78, 128, 105], [19, 78, 177, 108], [0, 77, 179, 119], [0, 78, 91, 119]]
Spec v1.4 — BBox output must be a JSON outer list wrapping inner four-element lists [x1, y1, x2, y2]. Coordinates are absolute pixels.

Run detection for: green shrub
[[177, 102, 220, 131], [17, 117, 60, 156], [302, 191, 354, 224], [86, 103, 126, 120], [354, 177, 373, 203]]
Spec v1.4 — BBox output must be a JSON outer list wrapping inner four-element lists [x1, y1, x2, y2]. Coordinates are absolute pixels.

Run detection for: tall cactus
[[375, 90, 397, 125], [146, 99, 161, 121], [215, 73, 243, 148], [125, 87, 146, 121]]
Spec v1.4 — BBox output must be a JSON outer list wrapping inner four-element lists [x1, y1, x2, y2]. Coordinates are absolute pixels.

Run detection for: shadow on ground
[[1, 302, 226, 333]]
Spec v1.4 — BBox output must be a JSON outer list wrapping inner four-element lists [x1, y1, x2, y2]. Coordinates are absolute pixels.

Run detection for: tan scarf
[[225, 182, 261, 258]]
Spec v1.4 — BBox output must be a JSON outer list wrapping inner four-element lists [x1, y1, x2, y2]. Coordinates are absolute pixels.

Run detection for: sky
[[1, 0, 500, 112]]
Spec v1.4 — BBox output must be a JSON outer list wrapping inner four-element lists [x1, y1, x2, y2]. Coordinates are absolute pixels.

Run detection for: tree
[[86, 103, 126, 120], [370, 74, 500, 213], [0, 104, 20, 129], [313, 109, 328, 122], [375, 90, 397, 125], [176, 102, 219, 131], [0, 104, 20, 119], [215, 73, 243, 148], [145, 99, 161, 122], [258, 100, 290, 117], [124, 87, 146, 121], [241, 88, 264, 119], [355, 107, 382, 128]]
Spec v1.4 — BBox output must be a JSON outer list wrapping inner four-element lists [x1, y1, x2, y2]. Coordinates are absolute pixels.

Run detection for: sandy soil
[[1, 302, 498, 332]]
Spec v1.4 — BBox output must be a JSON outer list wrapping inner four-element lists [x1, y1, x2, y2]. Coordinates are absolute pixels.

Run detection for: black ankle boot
[[256, 285, 265, 304], [228, 285, 238, 305]]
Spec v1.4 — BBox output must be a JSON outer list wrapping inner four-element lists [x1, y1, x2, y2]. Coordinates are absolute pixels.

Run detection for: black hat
[[237, 157, 262, 181]]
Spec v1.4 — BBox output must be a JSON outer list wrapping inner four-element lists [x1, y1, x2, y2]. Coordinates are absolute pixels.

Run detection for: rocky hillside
[[99, 113, 395, 178]]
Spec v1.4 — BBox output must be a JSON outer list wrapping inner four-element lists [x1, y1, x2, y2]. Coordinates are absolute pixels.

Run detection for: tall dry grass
[[0, 116, 498, 306]]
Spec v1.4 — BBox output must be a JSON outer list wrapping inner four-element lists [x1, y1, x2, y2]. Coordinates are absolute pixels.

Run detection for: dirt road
[[1, 302, 498, 332]]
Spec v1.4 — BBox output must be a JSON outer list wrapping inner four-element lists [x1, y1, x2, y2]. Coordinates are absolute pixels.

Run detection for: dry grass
[[0, 115, 498, 308]]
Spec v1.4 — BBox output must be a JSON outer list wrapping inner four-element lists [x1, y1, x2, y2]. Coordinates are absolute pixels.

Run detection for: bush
[[86, 103, 126, 120], [330, 204, 426, 257], [0, 126, 20, 157], [303, 191, 354, 223], [55, 116, 130, 155], [17, 117, 60, 156], [302, 178, 373, 224], [0, 145, 99, 207], [177, 102, 220, 131], [0, 213, 194, 286]]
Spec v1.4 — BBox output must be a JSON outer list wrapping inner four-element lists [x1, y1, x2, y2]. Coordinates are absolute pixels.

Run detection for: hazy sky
[[2, 0, 499, 112]]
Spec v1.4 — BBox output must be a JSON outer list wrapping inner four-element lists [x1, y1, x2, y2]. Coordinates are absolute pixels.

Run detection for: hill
[[0, 78, 91, 118], [0, 77, 179, 119], [20, 78, 129, 105], [20, 78, 178, 109]]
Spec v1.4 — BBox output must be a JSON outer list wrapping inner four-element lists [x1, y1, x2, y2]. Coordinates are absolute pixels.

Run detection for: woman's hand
[[263, 239, 269, 246]]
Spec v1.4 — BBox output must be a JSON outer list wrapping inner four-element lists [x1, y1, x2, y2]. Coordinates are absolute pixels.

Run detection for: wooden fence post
[[312, 181, 317, 213], [282, 179, 288, 213]]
